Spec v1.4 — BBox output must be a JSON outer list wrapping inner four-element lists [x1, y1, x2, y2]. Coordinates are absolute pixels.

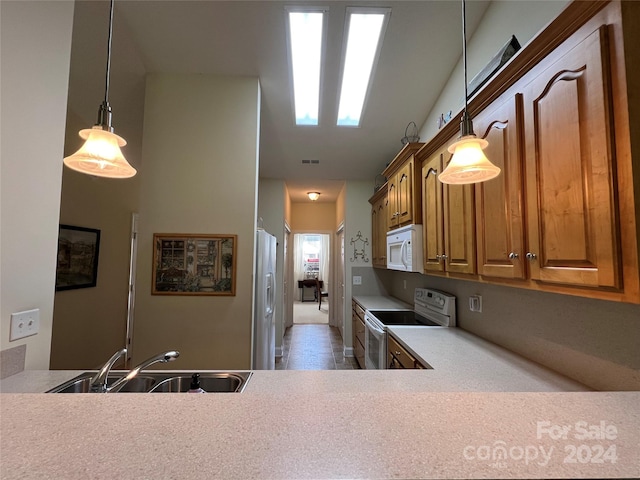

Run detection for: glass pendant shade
[[439, 135, 500, 184], [63, 126, 137, 178]]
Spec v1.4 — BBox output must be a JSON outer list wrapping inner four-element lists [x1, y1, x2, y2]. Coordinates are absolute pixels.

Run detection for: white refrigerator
[[252, 228, 277, 369]]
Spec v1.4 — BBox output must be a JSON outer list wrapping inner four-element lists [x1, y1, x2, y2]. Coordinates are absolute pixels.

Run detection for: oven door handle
[[364, 316, 385, 336]]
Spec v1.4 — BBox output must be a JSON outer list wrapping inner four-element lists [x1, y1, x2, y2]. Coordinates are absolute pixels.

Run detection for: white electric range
[[363, 288, 456, 369]]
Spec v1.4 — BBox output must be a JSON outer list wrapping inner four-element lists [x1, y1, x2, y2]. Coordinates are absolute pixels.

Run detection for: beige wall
[[50, 0, 146, 370], [290, 202, 336, 232], [132, 74, 260, 369], [341, 181, 374, 347], [0, 1, 75, 370]]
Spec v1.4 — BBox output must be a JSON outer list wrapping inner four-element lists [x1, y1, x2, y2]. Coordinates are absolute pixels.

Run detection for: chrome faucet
[[107, 350, 180, 393], [90, 348, 127, 393]]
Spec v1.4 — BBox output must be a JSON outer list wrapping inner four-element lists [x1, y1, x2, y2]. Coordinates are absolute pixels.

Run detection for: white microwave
[[386, 224, 424, 273]]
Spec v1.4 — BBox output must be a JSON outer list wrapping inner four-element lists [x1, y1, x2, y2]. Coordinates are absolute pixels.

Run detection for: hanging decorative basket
[[401, 121, 420, 145]]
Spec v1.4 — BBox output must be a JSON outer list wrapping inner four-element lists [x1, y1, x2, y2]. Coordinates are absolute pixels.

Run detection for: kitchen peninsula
[[1, 370, 639, 479]]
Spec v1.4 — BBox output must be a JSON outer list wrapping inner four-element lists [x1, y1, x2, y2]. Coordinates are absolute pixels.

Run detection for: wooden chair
[[316, 279, 328, 310]]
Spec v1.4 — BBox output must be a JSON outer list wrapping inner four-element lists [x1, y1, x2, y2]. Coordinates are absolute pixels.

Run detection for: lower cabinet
[[352, 300, 365, 369], [387, 333, 429, 369]]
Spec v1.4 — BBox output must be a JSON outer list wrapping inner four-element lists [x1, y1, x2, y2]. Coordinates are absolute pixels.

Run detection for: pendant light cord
[[96, 0, 115, 130], [104, 0, 114, 105], [459, 0, 474, 138], [462, 0, 468, 111]]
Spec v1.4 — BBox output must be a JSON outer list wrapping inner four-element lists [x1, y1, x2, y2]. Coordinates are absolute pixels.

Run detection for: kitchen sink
[[46, 371, 252, 393], [149, 373, 249, 393]]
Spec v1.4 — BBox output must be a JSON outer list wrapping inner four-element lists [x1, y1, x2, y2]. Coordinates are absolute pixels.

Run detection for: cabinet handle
[[508, 252, 519, 260], [395, 351, 402, 356], [441, 254, 448, 261], [526, 252, 537, 261]]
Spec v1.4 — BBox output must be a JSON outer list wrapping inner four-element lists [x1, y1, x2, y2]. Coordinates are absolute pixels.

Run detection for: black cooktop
[[368, 310, 441, 326]]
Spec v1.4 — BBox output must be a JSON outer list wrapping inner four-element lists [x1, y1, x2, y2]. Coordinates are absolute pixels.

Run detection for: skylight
[[337, 8, 390, 127], [286, 9, 326, 126]]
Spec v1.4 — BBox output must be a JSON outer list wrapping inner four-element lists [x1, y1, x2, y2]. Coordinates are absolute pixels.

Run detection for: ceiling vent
[[301, 159, 320, 165]]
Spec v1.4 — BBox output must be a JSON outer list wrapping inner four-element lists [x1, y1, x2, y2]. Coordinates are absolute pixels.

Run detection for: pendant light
[[439, 0, 500, 185], [63, 0, 136, 179]]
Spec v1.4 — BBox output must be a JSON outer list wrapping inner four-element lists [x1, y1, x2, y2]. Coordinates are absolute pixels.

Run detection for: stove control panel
[[414, 288, 455, 316]]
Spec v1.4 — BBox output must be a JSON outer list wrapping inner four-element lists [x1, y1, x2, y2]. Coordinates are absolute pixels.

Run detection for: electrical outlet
[[353, 275, 362, 285], [469, 296, 482, 313], [10, 309, 40, 341]]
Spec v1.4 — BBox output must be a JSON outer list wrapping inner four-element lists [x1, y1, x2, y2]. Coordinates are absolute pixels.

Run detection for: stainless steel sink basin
[[47, 371, 252, 393], [47, 375, 157, 393], [149, 373, 249, 393]]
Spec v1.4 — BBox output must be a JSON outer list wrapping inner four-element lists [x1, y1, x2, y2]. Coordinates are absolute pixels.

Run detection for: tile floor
[[276, 324, 360, 370]]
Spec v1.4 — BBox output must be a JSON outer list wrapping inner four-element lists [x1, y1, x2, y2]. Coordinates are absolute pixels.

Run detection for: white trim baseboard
[[343, 346, 354, 357]]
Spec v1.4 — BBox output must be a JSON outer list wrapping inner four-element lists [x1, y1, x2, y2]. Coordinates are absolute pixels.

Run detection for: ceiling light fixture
[[307, 192, 321, 201], [439, 0, 500, 185], [63, 0, 136, 179]]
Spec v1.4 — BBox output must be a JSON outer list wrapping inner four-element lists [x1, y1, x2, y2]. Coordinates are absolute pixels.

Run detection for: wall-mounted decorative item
[[152, 234, 237, 295], [400, 121, 420, 145], [373, 174, 387, 193], [56, 225, 101, 291], [467, 35, 520, 99], [437, 111, 453, 130], [350, 231, 369, 263]]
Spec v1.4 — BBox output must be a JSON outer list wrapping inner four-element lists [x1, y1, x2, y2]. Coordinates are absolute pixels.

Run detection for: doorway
[[292, 233, 330, 325]]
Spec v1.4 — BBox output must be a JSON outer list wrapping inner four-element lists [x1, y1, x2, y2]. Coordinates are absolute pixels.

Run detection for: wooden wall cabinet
[[522, 26, 621, 289], [382, 143, 424, 230], [369, 187, 388, 268], [352, 300, 365, 369], [474, 94, 526, 280], [420, 142, 476, 275]]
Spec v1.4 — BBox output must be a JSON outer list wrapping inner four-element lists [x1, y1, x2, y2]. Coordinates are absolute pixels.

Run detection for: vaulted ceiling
[[73, 1, 490, 201]]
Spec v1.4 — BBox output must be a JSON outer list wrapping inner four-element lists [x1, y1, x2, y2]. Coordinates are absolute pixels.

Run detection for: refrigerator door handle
[[265, 273, 275, 315]]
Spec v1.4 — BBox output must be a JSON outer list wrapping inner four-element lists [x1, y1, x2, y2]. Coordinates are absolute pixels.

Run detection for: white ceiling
[[85, 0, 491, 202]]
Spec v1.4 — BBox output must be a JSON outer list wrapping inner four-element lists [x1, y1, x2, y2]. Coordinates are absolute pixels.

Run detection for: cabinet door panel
[[422, 153, 444, 272], [387, 179, 398, 229], [524, 26, 620, 288], [397, 160, 413, 225], [475, 94, 526, 279], [443, 150, 476, 275]]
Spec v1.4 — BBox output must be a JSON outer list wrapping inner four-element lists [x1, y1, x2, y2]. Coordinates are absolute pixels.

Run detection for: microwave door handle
[[401, 239, 408, 268]]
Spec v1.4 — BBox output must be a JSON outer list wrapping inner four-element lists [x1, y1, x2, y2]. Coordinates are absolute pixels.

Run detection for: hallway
[[276, 324, 360, 370]]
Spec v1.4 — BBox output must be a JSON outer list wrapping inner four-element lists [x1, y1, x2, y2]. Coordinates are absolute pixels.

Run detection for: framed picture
[[55, 224, 101, 291], [152, 233, 237, 296]]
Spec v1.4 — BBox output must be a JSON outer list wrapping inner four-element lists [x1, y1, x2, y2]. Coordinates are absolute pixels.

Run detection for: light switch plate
[[10, 309, 40, 341], [352, 276, 362, 285]]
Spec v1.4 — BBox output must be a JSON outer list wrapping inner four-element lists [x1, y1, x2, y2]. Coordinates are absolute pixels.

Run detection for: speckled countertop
[[352, 295, 411, 310], [1, 388, 639, 479]]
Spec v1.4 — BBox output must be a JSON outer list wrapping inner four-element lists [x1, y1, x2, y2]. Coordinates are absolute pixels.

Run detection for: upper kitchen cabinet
[[420, 141, 476, 275], [474, 94, 526, 280], [411, 0, 640, 303], [369, 186, 388, 268], [522, 26, 620, 289], [383, 143, 424, 230]]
